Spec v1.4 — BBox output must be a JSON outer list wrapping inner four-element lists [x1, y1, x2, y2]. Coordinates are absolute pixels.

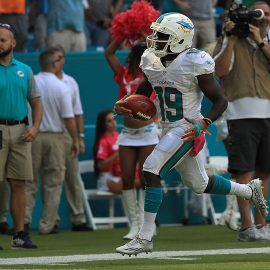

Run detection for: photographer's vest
[[223, 39, 270, 102]]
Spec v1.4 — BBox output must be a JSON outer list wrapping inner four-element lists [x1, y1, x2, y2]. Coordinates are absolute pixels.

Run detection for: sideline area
[[1, 247, 270, 265], [1, 226, 270, 269]]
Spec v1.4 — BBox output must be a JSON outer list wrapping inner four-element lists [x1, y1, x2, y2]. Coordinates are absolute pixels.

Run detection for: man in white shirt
[[53, 45, 91, 231], [25, 47, 79, 234]]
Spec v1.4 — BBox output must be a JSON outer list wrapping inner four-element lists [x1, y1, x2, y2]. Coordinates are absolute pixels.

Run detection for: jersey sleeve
[[27, 71, 41, 100], [139, 50, 151, 74], [193, 51, 215, 76], [71, 79, 84, 115]]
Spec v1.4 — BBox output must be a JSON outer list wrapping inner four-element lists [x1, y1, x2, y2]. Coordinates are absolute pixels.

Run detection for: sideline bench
[[78, 160, 129, 230]]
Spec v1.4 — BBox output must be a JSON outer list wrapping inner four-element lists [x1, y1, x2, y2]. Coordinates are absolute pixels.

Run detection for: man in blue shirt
[[46, 0, 86, 51], [0, 23, 42, 249]]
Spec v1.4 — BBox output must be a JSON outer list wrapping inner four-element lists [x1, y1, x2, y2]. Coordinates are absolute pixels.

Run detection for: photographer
[[215, 1, 270, 242]]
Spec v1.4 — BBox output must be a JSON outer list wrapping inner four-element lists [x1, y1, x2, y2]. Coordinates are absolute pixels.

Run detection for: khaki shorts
[[47, 30, 86, 52], [0, 124, 33, 181]]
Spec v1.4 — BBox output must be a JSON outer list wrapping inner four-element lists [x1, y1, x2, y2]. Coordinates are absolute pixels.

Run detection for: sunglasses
[[0, 23, 16, 36]]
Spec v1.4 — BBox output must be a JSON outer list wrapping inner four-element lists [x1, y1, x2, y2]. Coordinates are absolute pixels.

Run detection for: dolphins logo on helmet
[[146, 12, 195, 58]]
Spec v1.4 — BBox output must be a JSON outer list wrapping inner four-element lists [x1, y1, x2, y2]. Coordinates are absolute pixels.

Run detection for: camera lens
[[250, 9, 264, 20]]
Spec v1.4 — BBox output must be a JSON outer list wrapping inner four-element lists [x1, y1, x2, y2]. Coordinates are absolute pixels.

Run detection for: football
[[124, 94, 157, 121]]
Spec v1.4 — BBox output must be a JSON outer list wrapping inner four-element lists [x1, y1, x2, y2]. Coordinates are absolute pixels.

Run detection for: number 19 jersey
[[140, 48, 215, 128]]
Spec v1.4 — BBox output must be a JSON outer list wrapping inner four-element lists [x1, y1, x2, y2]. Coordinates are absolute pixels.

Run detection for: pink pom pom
[[111, 0, 160, 45]]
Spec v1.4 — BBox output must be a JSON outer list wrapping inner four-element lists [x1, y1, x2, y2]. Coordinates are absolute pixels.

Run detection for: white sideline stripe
[[0, 247, 270, 265]]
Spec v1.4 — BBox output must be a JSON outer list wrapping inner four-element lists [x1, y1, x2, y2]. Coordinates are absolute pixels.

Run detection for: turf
[[0, 225, 270, 269]]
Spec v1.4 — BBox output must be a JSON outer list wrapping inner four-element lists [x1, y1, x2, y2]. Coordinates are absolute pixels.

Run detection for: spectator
[[93, 110, 123, 194], [215, 1, 270, 241], [124, 0, 161, 11], [105, 39, 159, 240], [29, 0, 48, 51], [24, 47, 79, 234], [172, 0, 218, 49], [85, 0, 123, 47], [46, 0, 87, 52], [161, 0, 182, 13], [0, 0, 28, 51], [53, 45, 91, 232], [0, 23, 42, 249], [114, 12, 267, 256]]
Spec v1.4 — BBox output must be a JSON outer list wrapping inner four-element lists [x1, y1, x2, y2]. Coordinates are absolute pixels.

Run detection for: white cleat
[[116, 235, 153, 256], [247, 179, 269, 217]]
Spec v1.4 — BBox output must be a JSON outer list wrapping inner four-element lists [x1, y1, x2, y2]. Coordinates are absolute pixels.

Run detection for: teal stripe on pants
[[160, 141, 193, 178]]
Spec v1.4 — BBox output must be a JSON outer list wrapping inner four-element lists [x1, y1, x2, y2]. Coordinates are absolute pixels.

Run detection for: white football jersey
[[140, 49, 215, 128]]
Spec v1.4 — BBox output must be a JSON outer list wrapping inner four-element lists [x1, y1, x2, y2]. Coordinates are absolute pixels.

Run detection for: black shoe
[[72, 223, 92, 232], [39, 225, 59, 235], [24, 223, 30, 233], [0, 222, 11, 235], [0, 245, 3, 250], [12, 231, 38, 249]]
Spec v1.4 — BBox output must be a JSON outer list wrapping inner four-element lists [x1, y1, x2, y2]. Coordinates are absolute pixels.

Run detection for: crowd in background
[[0, 0, 258, 53]]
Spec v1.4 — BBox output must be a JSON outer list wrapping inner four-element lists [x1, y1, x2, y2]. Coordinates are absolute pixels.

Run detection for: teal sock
[[144, 187, 163, 213], [209, 175, 231, 195]]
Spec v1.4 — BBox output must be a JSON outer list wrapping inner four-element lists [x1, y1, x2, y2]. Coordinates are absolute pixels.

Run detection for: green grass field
[[0, 225, 270, 270]]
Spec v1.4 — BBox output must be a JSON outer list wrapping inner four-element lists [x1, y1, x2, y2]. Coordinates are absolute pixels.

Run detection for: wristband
[[202, 117, 212, 126]]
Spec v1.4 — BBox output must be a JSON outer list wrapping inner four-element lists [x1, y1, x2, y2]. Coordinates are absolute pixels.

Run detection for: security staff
[[0, 23, 42, 249]]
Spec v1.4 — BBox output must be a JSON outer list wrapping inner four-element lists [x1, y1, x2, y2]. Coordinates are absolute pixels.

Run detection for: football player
[[105, 40, 160, 241], [115, 13, 268, 256]]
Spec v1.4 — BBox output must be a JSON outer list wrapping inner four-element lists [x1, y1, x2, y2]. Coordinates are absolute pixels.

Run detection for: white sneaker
[[257, 225, 270, 240], [247, 179, 268, 217], [238, 225, 270, 241], [116, 235, 153, 256]]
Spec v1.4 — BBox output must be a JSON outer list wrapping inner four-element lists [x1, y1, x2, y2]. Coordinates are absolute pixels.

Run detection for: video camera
[[228, 0, 264, 38]]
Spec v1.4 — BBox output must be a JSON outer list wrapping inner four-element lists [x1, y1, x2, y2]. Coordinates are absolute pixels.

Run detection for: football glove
[[181, 118, 212, 142], [189, 133, 206, 157]]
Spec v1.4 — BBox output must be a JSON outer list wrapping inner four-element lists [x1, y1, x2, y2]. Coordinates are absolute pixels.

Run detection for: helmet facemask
[[146, 23, 179, 58]]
